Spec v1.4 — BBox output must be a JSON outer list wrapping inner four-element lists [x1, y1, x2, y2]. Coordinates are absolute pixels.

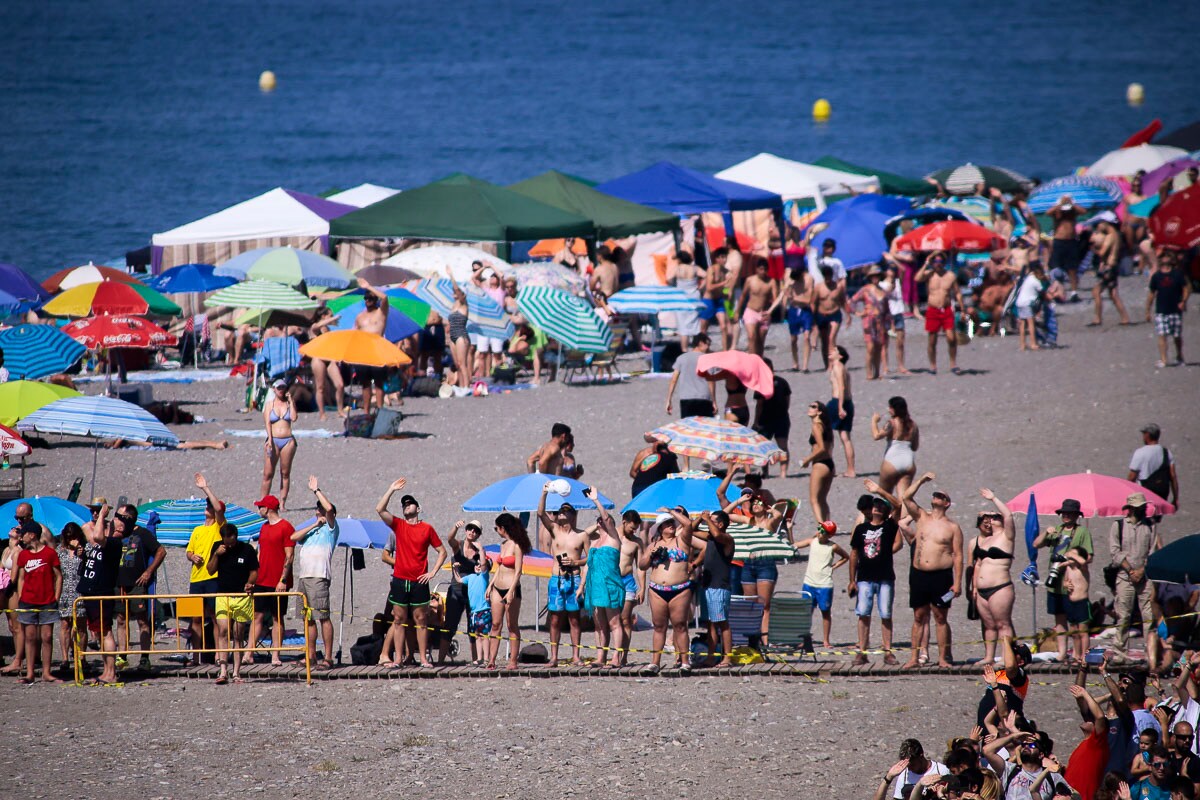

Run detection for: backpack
[[1142, 447, 1172, 501]]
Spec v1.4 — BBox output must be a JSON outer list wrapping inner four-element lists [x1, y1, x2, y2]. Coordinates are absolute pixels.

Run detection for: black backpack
[[1142, 447, 1172, 501]]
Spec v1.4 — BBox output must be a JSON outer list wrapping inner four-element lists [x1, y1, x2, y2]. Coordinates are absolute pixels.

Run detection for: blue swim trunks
[[622, 572, 638, 601], [548, 573, 582, 613], [802, 584, 834, 613], [699, 297, 724, 322], [786, 306, 814, 335]]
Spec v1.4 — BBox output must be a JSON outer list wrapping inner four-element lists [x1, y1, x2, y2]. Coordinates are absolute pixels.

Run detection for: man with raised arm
[[291, 476, 340, 669], [901, 472, 964, 668], [538, 483, 590, 667], [185, 473, 225, 666]]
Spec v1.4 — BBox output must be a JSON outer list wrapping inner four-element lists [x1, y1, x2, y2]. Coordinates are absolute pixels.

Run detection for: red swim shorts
[[924, 305, 955, 333]]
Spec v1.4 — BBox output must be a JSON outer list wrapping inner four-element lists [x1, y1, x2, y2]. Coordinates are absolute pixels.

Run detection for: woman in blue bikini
[[638, 506, 695, 674], [261, 378, 297, 510]]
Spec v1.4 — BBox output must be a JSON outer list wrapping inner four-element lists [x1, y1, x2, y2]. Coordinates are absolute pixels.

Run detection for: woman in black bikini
[[970, 487, 1016, 663], [443, 266, 472, 389], [723, 375, 750, 426], [637, 506, 695, 674], [484, 513, 531, 670], [439, 519, 485, 664], [800, 401, 836, 525]]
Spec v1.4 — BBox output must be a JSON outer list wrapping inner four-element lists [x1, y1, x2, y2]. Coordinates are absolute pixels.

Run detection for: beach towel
[[584, 545, 624, 611], [224, 428, 343, 439], [255, 336, 301, 379], [75, 368, 233, 385]]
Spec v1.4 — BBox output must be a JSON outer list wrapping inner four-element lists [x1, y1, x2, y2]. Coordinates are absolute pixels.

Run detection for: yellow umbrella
[[299, 330, 411, 367]]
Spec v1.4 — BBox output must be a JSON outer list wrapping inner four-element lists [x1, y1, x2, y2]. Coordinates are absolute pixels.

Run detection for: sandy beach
[[1, 278, 1195, 798]]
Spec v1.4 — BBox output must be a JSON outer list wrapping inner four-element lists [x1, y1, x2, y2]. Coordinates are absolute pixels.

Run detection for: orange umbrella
[[300, 330, 411, 367], [527, 238, 588, 258]]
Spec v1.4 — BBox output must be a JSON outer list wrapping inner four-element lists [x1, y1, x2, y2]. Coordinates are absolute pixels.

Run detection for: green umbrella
[[0, 380, 82, 426], [204, 280, 319, 311], [925, 164, 1032, 195], [516, 286, 611, 353], [326, 287, 430, 326]]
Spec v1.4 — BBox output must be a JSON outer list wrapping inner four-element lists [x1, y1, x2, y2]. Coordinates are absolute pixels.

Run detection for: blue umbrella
[[1028, 176, 1123, 214], [622, 471, 725, 520], [136, 498, 263, 547], [147, 263, 237, 294], [0, 323, 86, 379], [808, 195, 913, 269], [331, 300, 421, 343], [296, 516, 390, 549], [1146, 534, 1200, 584], [462, 473, 615, 512], [0, 496, 90, 534], [883, 207, 970, 242], [0, 263, 51, 313], [1019, 492, 1040, 587]]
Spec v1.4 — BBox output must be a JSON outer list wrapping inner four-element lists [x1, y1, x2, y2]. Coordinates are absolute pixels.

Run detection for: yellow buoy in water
[[1126, 82, 1144, 106], [259, 70, 277, 92], [812, 98, 831, 121]]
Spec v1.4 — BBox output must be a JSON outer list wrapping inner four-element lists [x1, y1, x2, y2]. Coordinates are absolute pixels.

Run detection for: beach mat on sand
[[224, 428, 343, 438], [76, 368, 233, 384]]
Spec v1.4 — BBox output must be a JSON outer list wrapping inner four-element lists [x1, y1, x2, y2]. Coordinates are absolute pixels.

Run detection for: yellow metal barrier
[[70, 591, 311, 685]]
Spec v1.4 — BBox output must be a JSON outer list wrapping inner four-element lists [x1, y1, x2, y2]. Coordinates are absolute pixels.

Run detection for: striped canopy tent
[[695, 520, 796, 560], [1027, 176, 1123, 213], [413, 277, 514, 340], [516, 286, 611, 353], [649, 416, 784, 467], [204, 280, 319, 311], [137, 498, 264, 547], [214, 246, 354, 289], [925, 164, 1032, 195], [0, 323, 86, 379], [606, 285, 705, 315]]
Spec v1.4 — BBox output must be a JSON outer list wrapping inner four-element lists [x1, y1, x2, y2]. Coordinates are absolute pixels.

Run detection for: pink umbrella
[[696, 350, 774, 398], [0, 424, 32, 457], [1007, 472, 1175, 518]]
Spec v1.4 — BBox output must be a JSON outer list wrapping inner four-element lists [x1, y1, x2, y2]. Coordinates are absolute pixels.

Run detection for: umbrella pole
[[20, 455, 26, 495], [90, 440, 98, 499], [336, 554, 348, 665]]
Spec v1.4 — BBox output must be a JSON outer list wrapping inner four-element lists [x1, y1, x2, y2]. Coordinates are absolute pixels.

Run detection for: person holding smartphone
[[537, 484, 590, 667]]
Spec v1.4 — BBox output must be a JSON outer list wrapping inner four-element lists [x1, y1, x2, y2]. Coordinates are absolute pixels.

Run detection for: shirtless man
[[1047, 195, 1082, 297], [701, 247, 737, 350], [901, 472, 964, 668], [592, 245, 620, 299], [353, 276, 390, 414], [1089, 219, 1131, 326], [737, 258, 780, 356], [827, 345, 856, 477], [813, 265, 846, 370], [914, 252, 964, 375], [526, 422, 572, 475], [537, 485, 590, 666], [785, 268, 816, 372], [616, 510, 644, 664]]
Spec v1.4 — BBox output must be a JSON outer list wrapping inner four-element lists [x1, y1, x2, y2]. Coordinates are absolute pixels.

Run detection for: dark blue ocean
[[2, 0, 1198, 279]]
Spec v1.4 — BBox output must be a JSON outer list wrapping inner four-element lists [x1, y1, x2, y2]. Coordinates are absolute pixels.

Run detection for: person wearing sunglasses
[[1131, 745, 1177, 800], [110, 503, 166, 672], [901, 473, 964, 668]]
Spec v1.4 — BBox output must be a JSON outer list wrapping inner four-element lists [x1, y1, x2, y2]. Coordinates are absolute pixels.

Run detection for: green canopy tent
[[329, 173, 594, 259], [507, 170, 680, 239], [813, 156, 931, 197]]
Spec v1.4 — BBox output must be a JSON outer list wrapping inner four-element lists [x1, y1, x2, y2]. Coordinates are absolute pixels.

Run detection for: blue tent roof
[[596, 161, 783, 216]]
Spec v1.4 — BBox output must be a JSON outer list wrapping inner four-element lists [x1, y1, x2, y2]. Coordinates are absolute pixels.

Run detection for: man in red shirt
[[1064, 675, 1110, 800], [376, 478, 449, 668], [15, 522, 63, 684], [248, 495, 295, 666]]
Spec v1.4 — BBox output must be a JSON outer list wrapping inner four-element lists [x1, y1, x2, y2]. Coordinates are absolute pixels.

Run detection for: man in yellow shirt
[[184, 472, 226, 665]]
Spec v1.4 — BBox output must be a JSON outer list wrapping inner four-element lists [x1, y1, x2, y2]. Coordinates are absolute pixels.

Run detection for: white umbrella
[[1088, 144, 1189, 178], [381, 245, 510, 283]]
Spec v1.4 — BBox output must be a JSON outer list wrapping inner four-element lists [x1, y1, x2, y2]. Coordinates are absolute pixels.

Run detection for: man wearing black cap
[[1109, 492, 1159, 660], [902, 472, 964, 668], [538, 483, 590, 667], [1129, 424, 1179, 511], [849, 480, 905, 666], [1034, 498, 1093, 662]]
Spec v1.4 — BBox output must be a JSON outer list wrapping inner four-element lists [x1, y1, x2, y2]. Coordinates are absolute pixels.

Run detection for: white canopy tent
[[716, 153, 881, 211], [150, 188, 356, 272], [324, 183, 402, 207]]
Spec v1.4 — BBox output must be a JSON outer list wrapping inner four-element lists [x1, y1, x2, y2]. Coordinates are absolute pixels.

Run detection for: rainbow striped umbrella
[[483, 544, 555, 579], [42, 281, 181, 317], [649, 416, 784, 467], [516, 286, 611, 353], [413, 277, 513, 340]]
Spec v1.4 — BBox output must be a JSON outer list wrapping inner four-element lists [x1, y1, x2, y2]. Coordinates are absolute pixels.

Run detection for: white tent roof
[[151, 188, 354, 247], [716, 153, 880, 209], [324, 183, 402, 207]]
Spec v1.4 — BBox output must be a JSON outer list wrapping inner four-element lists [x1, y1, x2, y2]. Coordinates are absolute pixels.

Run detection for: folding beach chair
[[766, 591, 815, 660]]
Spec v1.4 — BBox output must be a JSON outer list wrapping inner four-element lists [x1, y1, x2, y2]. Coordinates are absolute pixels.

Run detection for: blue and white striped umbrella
[[516, 286, 612, 353], [18, 395, 179, 445], [413, 277, 514, 340], [0, 323, 87, 379], [137, 498, 263, 547], [607, 285, 705, 315], [1027, 176, 1123, 213]]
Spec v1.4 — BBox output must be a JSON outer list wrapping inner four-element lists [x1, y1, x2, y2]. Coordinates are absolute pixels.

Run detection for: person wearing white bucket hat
[[537, 482, 589, 667], [1108, 492, 1159, 662]]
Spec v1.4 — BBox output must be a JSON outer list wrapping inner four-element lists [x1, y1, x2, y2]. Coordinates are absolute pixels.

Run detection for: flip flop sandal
[[215, 675, 228, 685]]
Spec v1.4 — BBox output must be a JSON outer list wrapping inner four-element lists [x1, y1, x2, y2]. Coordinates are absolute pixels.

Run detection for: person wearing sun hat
[[1109, 492, 1159, 659], [1032, 497, 1093, 662]]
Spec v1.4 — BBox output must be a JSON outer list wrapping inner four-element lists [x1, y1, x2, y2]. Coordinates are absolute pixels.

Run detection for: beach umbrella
[[215, 246, 354, 289], [136, 498, 262, 547], [925, 164, 1032, 195], [1088, 143, 1189, 178], [0, 424, 31, 457], [648, 417, 784, 467], [516, 286, 612, 353], [1146, 535, 1200, 584], [462, 472, 615, 512], [696, 351, 774, 398], [146, 263, 237, 294], [354, 263, 421, 286], [1159, 122, 1200, 152], [0, 380, 82, 426], [42, 281, 181, 317], [413, 278, 514, 340], [0, 497, 90, 533], [0, 263, 51, 312], [0, 324, 87, 379], [893, 220, 1006, 253], [924, 196, 1028, 234], [1141, 158, 1200, 196], [1027, 176, 1124, 214], [1149, 185, 1200, 250], [381, 245, 511, 283], [296, 516, 390, 549], [43, 263, 144, 293], [482, 544, 555, 579], [330, 300, 421, 343], [203, 280, 319, 312], [606, 285, 705, 314], [694, 519, 795, 560], [883, 207, 970, 242], [300, 330, 412, 367], [622, 471, 725, 520], [526, 238, 589, 258], [62, 315, 178, 350], [1007, 472, 1175, 518], [807, 195, 913, 269], [507, 262, 588, 295], [326, 287, 431, 325]]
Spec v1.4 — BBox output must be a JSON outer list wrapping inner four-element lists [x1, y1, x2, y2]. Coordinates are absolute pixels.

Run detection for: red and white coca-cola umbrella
[[0, 424, 32, 457], [61, 315, 178, 350]]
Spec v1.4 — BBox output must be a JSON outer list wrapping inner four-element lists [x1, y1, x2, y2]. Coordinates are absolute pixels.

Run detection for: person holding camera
[[1033, 498, 1093, 663]]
